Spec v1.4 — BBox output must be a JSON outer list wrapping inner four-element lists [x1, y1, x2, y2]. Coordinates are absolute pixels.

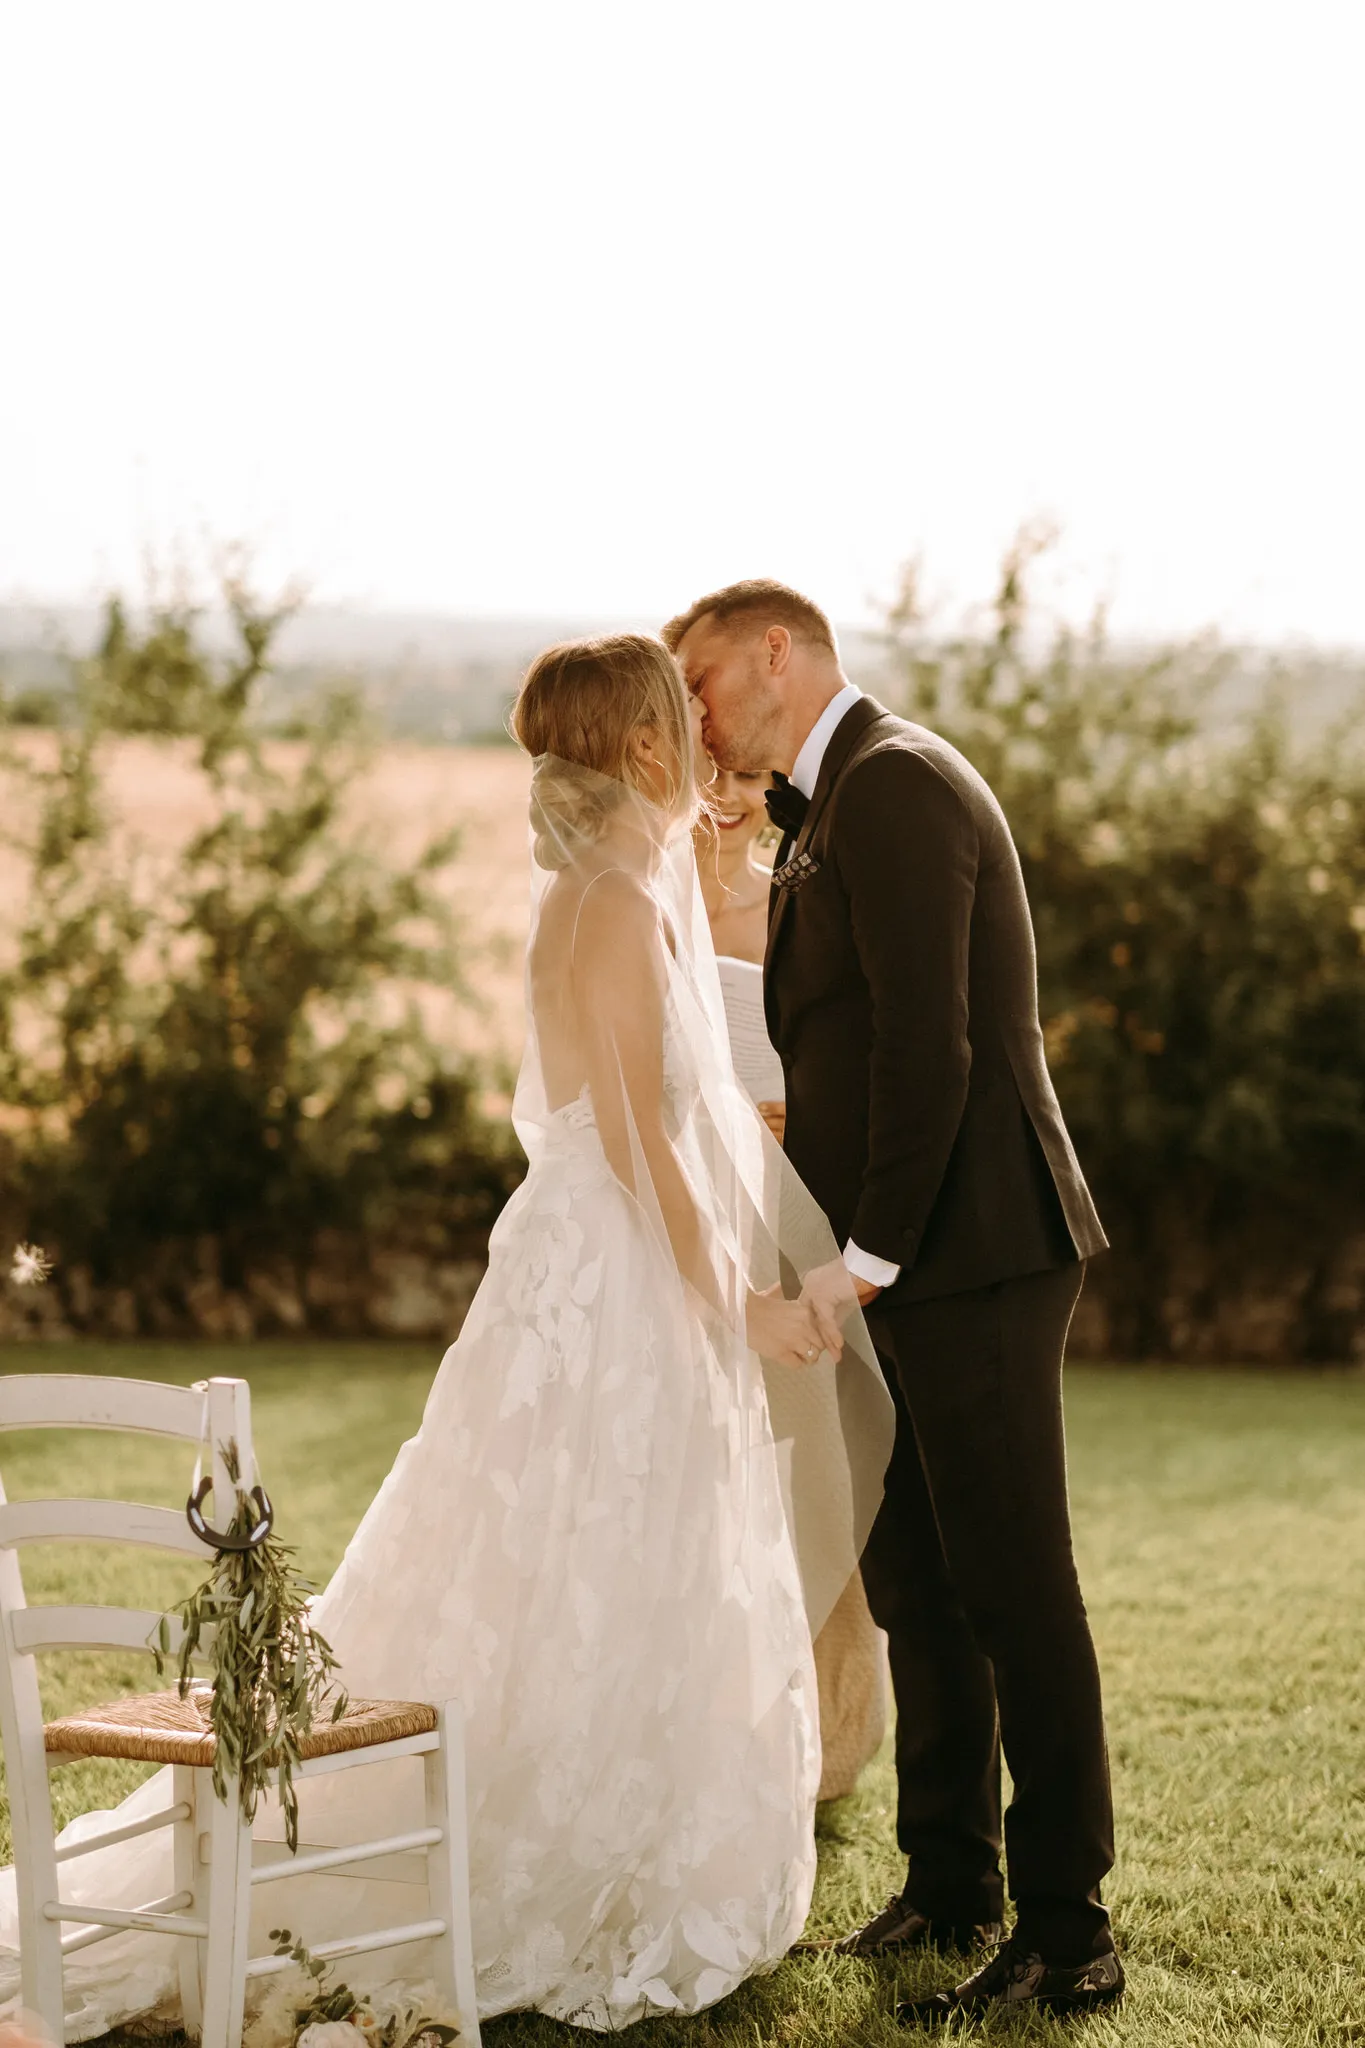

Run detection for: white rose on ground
[[296, 2024, 368, 2048]]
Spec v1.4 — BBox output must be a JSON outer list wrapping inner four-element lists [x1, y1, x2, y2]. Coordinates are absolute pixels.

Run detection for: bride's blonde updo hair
[[511, 633, 695, 870]]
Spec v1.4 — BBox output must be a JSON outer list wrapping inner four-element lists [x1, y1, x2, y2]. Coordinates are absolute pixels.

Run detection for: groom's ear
[[764, 625, 794, 677]]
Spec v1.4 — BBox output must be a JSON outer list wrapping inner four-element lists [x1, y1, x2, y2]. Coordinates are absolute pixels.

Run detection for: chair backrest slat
[[10, 1605, 207, 1657], [0, 1499, 209, 1557], [0, 1376, 206, 1440], [0, 1372, 251, 1934]]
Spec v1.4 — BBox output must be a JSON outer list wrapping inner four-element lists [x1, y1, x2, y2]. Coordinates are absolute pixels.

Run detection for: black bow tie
[[764, 774, 809, 838]]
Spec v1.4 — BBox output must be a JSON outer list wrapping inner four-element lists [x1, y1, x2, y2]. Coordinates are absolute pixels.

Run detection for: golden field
[[0, 735, 537, 1065]]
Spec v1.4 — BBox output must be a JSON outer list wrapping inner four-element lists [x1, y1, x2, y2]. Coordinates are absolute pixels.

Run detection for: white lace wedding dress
[[305, 1045, 822, 2027], [0, 760, 893, 2040]]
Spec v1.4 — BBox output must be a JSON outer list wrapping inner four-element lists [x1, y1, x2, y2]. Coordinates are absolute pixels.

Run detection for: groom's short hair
[[661, 579, 838, 658]]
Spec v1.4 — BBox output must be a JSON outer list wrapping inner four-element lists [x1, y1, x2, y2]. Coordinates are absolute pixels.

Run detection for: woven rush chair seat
[[44, 1689, 438, 1767]]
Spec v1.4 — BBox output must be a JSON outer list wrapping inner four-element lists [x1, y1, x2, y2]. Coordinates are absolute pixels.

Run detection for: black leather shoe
[[824, 1893, 1001, 1957], [896, 1936, 1125, 2022]]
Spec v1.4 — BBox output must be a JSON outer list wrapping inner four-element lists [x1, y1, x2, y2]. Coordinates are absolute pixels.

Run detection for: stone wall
[[4, 1226, 1364, 1365], [1064, 1230, 1365, 1366], [0, 1233, 486, 1348]]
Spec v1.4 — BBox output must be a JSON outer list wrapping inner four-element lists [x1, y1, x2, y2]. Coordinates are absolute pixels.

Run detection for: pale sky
[[3, 2, 1363, 643]]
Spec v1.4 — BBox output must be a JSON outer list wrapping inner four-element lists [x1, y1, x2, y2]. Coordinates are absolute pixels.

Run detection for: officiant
[[692, 760, 787, 1140], [691, 737, 888, 1805]]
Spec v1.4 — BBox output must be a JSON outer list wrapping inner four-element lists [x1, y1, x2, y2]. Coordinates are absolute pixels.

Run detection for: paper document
[[716, 955, 786, 1103]]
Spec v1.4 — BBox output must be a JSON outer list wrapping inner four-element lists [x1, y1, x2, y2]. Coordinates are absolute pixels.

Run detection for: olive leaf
[[152, 1442, 347, 1850]]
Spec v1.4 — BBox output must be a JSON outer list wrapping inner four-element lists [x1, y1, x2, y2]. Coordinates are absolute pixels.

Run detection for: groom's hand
[[799, 1257, 860, 1357], [852, 1278, 883, 1306]]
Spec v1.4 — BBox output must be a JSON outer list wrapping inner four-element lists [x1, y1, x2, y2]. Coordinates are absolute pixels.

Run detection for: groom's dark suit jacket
[[765, 696, 1107, 1304]]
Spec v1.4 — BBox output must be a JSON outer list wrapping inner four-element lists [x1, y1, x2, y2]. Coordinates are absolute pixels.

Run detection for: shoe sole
[[1038, 1987, 1125, 2014]]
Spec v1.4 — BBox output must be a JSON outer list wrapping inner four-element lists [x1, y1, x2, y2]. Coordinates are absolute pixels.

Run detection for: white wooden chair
[[0, 1373, 481, 2047]]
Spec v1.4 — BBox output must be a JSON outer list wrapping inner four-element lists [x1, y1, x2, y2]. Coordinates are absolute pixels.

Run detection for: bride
[[0, 634, 894, 2038]]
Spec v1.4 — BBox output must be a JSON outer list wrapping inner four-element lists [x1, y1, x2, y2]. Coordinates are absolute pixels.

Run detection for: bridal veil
[[518, 754, 895, 1667]]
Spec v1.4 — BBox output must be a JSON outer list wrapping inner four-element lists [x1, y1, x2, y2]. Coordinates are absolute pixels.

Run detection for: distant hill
[[1, 602, 1360, 744], [0, 603, 612, 741], [0, 602, 907, 741]]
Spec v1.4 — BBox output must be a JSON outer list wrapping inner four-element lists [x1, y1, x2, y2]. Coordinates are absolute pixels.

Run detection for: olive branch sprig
[[153, 1442, 347, 1851]]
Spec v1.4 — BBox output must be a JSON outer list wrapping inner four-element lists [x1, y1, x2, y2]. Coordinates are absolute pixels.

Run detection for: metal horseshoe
[[185, 1476, 274, 1552]]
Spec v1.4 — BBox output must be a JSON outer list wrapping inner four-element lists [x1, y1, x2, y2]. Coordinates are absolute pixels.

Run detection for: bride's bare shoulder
[[533, 869, 658, 978], [550, 867, 654, 934]]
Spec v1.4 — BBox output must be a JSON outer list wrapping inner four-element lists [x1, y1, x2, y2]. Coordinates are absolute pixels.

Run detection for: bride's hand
[[745, 1284, 827, 1367]]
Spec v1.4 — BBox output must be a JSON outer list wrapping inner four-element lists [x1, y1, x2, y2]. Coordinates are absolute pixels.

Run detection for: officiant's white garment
[[0, 761, 894, 2039]]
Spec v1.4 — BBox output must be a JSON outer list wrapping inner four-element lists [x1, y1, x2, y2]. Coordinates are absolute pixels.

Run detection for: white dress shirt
[[785, 683, 903, 1294], [789, 681, 864, 799]]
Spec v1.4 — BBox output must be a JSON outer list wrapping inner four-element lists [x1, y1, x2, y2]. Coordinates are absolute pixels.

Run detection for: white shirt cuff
[[843, 1239, 901, 1290]]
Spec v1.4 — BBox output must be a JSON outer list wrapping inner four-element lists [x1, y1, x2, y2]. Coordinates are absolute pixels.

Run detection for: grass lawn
[[0, 1344, 1361, 2047]]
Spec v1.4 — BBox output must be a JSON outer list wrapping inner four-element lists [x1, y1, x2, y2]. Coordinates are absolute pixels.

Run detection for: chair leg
[[19, 1888, 65, 2046], [199, 1777, 252, 2048], [424, 1703, 480, 2047], [173, 1766, 204, 2037], [4, 1708, 65, 2042]]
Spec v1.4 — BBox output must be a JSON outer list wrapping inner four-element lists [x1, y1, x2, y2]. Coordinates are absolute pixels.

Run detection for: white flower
[[296, 2024, 369, 2048], [9, 1244, 51, 1287], [244, 1969, 317, 2048]]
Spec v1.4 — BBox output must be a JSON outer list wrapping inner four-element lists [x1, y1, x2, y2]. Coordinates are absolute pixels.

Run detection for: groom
[[664, 580, 1123, 2022]]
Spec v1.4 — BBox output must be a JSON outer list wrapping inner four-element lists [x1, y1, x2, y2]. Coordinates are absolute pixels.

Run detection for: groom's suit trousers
[[861, 1260, 1116, 1961]]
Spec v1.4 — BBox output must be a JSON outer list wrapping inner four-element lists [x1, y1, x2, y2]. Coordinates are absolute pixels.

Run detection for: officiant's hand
[[757, 1100, 786, 1145], [745, 1285, 833, 1367]]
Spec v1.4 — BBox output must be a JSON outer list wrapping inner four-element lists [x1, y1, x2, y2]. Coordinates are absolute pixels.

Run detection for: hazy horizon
[[3, 4, 1362, 649]]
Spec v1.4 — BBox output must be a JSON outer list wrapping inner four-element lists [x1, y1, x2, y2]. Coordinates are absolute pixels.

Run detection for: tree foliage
[[0, 579, 519, 1290]]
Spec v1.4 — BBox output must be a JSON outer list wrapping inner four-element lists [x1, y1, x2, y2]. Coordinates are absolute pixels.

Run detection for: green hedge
[[879, 532, 1365, 1359]]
